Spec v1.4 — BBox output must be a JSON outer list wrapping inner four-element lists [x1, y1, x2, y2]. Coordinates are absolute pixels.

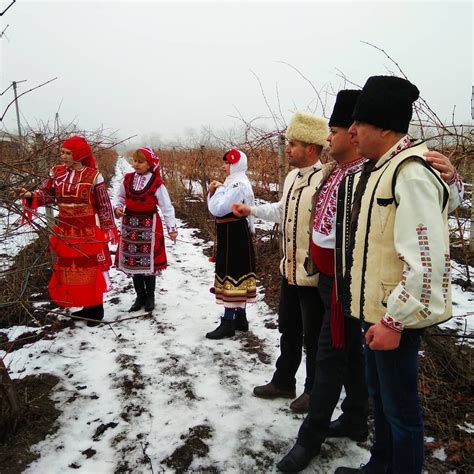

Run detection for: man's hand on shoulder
[[424, 150, 455, 183]]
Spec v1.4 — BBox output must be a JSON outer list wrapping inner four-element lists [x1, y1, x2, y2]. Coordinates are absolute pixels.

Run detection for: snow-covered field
[[1, 158, 472, 472], [3, 218, 372, 473], [1, 159, 370, 473]]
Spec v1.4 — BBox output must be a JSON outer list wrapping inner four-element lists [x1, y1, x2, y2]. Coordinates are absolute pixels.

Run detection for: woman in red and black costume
[[114, 147, 178, 312], [12, 135, 117, 325]]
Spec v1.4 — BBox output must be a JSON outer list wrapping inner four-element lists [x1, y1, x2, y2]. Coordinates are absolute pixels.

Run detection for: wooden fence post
[[278, 134, 286, 200]]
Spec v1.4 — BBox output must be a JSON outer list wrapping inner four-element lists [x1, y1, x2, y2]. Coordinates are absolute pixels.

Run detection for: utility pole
[[470, 86, 473, 253], [11, 80, 26, 137]]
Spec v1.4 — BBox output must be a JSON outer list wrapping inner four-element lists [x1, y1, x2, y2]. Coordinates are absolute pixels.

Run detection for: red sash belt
[[311, 242, 345, 349], [216, 216, 243, 224]]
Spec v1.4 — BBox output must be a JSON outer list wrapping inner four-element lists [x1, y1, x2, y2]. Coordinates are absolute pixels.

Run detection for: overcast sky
[[1, 0, 472, 145]]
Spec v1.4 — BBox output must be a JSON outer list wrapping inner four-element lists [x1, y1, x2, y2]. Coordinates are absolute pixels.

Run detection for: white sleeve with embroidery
[[207, 183, 245, 217], [385, 162, 450, 329], [250, 200, 283, 224], [156, 185, 177, 232], [447, 174, 464, 213], [114, 183, 126, 210]]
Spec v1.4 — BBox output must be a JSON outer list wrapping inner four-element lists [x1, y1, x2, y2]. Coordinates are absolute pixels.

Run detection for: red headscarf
[[138, 147, 160, 173], [62, 135, 97, 168]]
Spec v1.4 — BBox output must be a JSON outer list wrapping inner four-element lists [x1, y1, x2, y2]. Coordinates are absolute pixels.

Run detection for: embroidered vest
[[280, 166, 323, 286], [345, 142, 451, 328], [124, 172, 162, 214]]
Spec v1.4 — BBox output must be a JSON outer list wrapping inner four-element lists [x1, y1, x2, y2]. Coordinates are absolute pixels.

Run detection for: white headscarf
[[224, 150, 255, 232]]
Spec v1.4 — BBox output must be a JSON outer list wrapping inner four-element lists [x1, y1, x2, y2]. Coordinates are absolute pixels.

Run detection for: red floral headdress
[[223, 149, 241, 164]]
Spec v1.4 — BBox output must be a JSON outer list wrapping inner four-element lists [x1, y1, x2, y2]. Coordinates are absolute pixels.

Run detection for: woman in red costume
[[13, 135, 117, 325], [114, 147, 178, 312]]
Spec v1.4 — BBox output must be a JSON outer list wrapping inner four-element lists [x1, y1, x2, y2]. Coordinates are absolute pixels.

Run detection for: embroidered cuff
[[167, 225, 177, 233], [448, 170, 461, 187], [105, 227, 119, 244], [381, 314, 404, 333]]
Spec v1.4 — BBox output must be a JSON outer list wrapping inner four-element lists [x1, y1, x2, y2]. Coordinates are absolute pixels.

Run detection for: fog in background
[[1, 0, 472, 146]]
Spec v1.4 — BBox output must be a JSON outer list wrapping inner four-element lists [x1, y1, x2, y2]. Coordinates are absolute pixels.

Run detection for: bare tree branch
[[277, 60, 326, 116], [0, 0, 15, 16], [0, 77, 58, 122]]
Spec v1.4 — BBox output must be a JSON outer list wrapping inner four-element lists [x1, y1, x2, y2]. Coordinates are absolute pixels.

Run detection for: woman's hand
[[114, 207, 125, 218], [169, 230, 178, 244], [208, 180, 222, 195], [10, 187, 32, 199]]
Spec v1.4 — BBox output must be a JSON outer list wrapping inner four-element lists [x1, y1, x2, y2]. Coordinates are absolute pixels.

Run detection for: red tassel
[[21, 194, 39, 224], [208, 256, 216, 263]]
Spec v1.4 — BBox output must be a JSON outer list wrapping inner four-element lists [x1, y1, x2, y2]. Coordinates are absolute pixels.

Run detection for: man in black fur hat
[[277, 83, 463, 473], [332, 75, 454, 474]]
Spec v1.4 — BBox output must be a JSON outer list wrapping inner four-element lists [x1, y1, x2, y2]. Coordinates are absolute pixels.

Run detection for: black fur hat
[[352, 76, 420, 133], [329, 90, 361, 128]]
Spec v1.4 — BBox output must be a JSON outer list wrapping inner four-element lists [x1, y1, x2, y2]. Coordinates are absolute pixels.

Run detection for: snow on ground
[[441, 262, 474, 346], [2, 219, 370, 473], [0, 208, 39, 271], [1, 158, 370, 473], [2, 158, 471, 472]]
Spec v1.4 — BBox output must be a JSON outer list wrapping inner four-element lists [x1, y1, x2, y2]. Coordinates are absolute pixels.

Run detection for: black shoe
[[71, 307, 90, 317], [235, 312, 249, 332], [205, 318, 235, 339], [327, 419, 368, 442], [129, 295, 146, 312], [276, 443, 320, 472], [334, 465, 370, 473], [144, 294, 155, 312], [85, 305, 104, 327]]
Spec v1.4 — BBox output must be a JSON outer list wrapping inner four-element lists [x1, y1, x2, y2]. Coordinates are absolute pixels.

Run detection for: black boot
[[327, 418, 368, 442], [71, 307, 90, 317], [276, 443, 320, 472], [129, 296, 146, 312], [334, 465, 370, 473], [235, 309, 249, 332], [144, 275, 156, 312], [205, 318, 235, 339], [85, 304, 104, 327], [129, 275, 146, 312]]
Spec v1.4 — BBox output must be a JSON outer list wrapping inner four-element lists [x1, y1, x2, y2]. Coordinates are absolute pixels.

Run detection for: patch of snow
[[458, 421, 474, 434], [432, 448, 447, 461], [0, 325, 42, 341]]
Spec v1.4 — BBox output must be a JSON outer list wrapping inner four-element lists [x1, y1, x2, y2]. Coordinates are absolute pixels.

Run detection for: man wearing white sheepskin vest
[[233, 111, 330, 413], [334, 76, 452, 474]]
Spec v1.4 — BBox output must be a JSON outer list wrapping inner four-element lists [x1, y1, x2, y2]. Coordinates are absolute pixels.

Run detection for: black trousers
[[297, 272, 368, 449], [271, 278, 324, 393]]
